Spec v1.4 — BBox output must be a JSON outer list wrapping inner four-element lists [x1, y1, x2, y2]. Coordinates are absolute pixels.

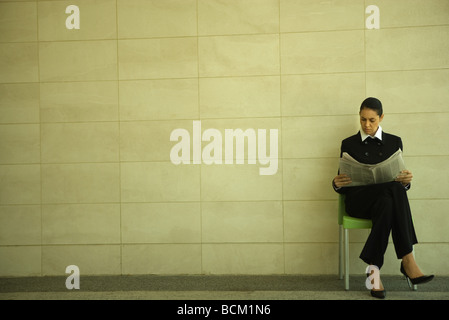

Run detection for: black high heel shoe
[[370, 288, 386, 299], [366, 273, 386, 299], [400, 262, 434, 289]]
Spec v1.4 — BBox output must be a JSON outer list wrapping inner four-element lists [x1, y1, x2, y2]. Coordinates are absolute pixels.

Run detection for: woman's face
[[359, 107, 384, 136]]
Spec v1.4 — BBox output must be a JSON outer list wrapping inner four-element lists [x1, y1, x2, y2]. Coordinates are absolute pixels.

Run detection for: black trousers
[[345, 181, 418, 269]]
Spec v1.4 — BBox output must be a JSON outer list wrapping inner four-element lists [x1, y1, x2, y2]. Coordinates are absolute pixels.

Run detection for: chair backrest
[[338, 194, 347, 226], [338, 193, 373, 229]]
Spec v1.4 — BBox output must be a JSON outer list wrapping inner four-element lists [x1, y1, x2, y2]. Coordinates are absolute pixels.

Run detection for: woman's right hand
[[333, 174, 352, 188]]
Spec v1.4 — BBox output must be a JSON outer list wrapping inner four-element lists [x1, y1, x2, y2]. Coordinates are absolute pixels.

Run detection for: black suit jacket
[[333, 131, 408, 194]]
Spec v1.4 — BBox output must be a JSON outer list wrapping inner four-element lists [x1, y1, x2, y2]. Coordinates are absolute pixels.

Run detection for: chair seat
[[343, 215, 372, 229]]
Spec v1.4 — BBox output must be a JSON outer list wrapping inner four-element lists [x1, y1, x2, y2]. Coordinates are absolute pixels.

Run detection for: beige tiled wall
[[0, 0, 448, 277]]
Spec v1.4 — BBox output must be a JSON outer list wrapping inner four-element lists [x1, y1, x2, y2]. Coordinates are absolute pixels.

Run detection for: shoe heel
[[405, 276, 412, 289], [404, 275, 418, 291]]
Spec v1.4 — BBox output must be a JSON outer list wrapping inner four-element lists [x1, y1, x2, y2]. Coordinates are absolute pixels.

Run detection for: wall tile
[[202, 201, 283, 243], [118, 0, 197, 38], [281, 73, 366, 116], [0, 43, 38, 83], [119, 79, 198, 121], [283, 158, 338, 201], [38, 0, 117, 41], [121, 202, 201, 243], [0, 84, 40, 124], [281, 30, 365, 74], [201, 163, 282, 201], [42, 245, 121, 275], [199, 34, 279, 77], [415, 243, 449, 276], [283, 201, 361, 243], [200, 117, 281, 163], [198, 0, 279, 36], [366, 69, 449, 114], [0, 124, 40, 164], [41, 122, 119, 163], [411, 200, 449, 243], [372, 0, 449, 28], [118, 38, 198, 80], [0, 164, 41, 205], [366, 26, 449, 71], [120, 162, 200, 202], [122, 244, 202, 274], [0, 246, 41, 277], [282, 115, 359, 159], [0, 205, 41, 245], [40, 81, 118, 122], [42, 204, 120, 244], [284, 243, 339, 274], [281, 0, 364, 32], [386, 113, 449, 156], [39, 40, 117, 81], [404, 156, 449, 200], [41, 163, 120, 204], [120, 120, 193, 162], [200, 76, 280, 119], [202, 243, 284, 274], [0, 2, 37, 42]]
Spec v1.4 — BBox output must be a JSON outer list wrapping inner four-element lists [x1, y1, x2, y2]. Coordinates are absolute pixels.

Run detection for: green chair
[[338, 194, 372, 290]]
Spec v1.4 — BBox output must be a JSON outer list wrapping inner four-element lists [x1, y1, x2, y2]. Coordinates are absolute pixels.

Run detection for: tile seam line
[[12, 23, 448, 44]]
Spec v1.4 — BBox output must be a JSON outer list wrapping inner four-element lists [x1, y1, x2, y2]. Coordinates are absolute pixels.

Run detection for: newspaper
[[339, 149, 406, 186]]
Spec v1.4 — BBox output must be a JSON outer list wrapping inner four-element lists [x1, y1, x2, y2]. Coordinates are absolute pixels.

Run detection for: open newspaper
[[339, 149, 406, 186]]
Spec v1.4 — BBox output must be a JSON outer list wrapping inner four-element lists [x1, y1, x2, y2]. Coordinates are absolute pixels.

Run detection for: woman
[[332, 97, 434, 299]]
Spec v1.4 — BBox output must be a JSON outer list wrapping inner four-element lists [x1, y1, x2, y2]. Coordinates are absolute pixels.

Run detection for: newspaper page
[[339, 149, 406, 186]]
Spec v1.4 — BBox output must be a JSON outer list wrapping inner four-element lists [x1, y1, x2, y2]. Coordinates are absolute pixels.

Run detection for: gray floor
[[1, 274, 448, 300]]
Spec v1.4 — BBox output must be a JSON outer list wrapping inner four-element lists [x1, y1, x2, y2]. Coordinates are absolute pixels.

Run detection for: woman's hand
[[396, 170, 413, 186], [333, 174, 352, 188]]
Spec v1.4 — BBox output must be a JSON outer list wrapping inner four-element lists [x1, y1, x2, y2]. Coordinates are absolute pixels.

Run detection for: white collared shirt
[[360, 125, 383, 142]]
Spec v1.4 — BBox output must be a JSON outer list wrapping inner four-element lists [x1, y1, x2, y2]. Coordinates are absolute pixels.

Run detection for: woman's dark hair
[[360, 97, 383, 116]]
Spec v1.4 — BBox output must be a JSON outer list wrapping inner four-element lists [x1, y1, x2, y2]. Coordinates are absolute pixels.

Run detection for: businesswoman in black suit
[[332, 97, 433, 298]]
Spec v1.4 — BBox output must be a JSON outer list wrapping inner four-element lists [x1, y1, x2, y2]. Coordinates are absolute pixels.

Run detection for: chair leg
[[344, 228, 349, 290], [339, 225, 343, 280]]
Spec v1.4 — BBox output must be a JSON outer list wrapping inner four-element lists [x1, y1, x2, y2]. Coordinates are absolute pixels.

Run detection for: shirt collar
[[360, 126, 383, 142]]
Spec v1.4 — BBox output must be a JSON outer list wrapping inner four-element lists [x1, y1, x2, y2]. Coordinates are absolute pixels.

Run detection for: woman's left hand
[[396, 170, 413, 185]]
